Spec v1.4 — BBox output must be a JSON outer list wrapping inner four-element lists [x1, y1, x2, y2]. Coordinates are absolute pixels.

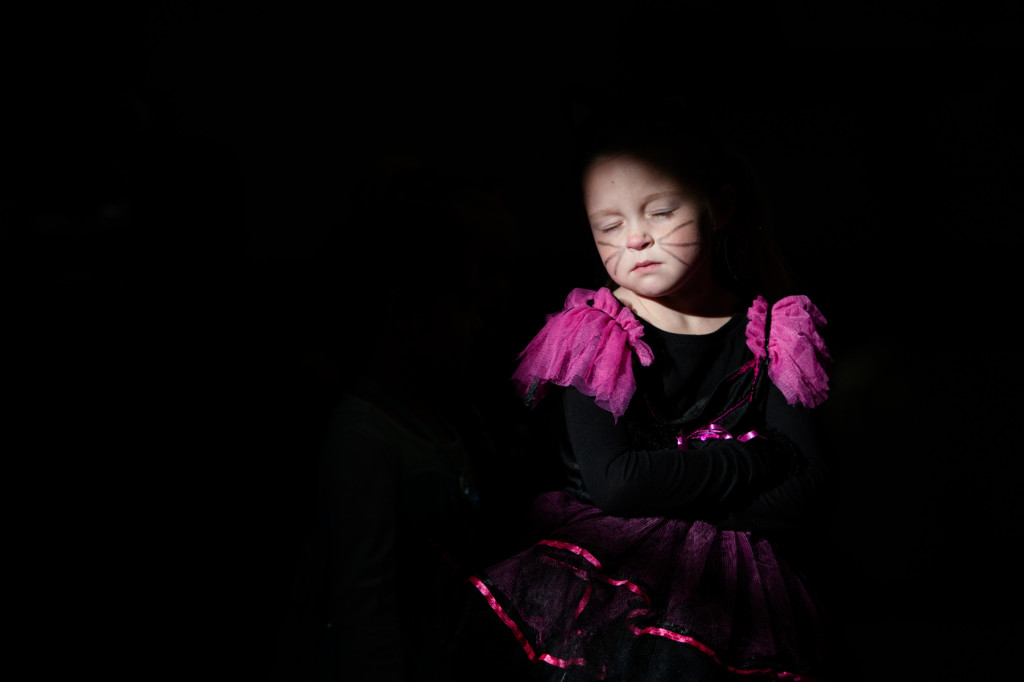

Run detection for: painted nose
[[626, 229, 652, 251]]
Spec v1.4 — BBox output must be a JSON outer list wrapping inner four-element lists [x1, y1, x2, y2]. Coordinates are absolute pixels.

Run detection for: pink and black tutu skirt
[[469, 491, 829, 681]]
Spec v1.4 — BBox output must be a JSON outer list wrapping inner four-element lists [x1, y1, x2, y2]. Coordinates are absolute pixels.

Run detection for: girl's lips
[[632, 261, 660, 272]]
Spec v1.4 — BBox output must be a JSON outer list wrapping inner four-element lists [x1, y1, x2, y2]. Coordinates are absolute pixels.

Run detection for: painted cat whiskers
[[596, 220, 701, 277]]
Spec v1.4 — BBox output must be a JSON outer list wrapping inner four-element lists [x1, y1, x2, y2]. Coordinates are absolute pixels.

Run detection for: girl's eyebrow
[[587, 208, 619, 220], [642, 191, 682, 204]]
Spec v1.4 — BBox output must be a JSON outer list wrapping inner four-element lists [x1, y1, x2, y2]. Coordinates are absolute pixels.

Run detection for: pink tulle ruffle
[[511, 288, 653, 421], [745, 296, 831, 408]]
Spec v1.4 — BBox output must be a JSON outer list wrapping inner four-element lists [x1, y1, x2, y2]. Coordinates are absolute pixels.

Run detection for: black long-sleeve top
[[558, 309, 830, 534]]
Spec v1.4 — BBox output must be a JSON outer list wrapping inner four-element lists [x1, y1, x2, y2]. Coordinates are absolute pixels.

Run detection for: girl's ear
[[712, 184, 736, 231]]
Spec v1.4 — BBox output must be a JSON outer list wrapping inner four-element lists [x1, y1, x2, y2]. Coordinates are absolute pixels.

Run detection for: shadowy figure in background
[[275, 157, 545, 681], [454, 100, 838, 681]]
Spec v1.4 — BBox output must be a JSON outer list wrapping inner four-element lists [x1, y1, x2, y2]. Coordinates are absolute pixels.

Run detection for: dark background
[[12, 2, 1022, 679]]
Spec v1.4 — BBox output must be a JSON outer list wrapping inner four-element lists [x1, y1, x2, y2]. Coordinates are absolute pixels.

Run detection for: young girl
[[461, 102, 834, 681]]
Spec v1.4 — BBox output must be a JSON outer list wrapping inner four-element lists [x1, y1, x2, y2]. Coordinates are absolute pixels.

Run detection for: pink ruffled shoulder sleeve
[[745, 295, 832, 408], [511, 287, 654, 421]]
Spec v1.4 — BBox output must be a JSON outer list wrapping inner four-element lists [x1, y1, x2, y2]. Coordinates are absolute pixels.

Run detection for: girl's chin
[[616, 267, 711, 299], [617, 279, 685, 300]]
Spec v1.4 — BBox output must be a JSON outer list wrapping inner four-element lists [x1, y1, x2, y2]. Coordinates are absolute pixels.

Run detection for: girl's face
[[583, 154, 711, 301]]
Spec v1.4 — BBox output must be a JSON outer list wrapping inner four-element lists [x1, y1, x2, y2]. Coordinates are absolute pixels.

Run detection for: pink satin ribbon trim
[[678, 422, 762, 450], [575, 583, 592, 618], [468, 575, 602, 675], [537, 653, 593, 670], [626, 618, 820, 679], [468, 576, 537, 661], [471, 540, 821, 681], [537, 539, 652, 602], [536, 538, 605, 570]]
